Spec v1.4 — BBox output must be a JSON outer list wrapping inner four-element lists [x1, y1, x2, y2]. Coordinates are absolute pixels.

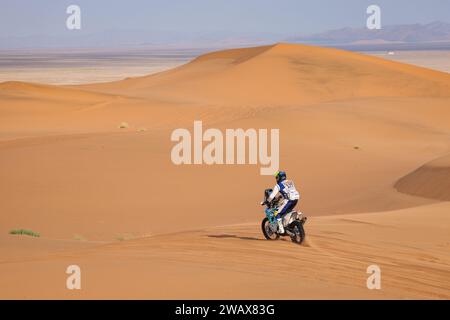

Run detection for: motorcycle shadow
[[207, 234, 289, 242], [207, 234, 263, 241]]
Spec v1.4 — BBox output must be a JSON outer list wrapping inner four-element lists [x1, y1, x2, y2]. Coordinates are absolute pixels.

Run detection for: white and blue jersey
[[268, 179, 300, 202], [268, 179, 300, 217]]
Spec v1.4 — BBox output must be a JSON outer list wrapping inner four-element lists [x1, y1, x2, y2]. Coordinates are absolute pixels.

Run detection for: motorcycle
[[260, 189, 307, 244]]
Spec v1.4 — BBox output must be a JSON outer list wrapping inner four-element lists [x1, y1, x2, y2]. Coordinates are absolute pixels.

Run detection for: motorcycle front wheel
[[261, 217, 279, 240]]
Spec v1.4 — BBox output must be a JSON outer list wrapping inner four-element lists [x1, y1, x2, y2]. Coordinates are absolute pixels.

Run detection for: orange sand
[[0, 44, 449, 299]]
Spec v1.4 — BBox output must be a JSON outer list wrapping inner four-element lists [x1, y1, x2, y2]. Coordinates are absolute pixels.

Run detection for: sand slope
[[0, 43, 449, 299], [395, 153, 450, 201], [1, 202, 449, 299]]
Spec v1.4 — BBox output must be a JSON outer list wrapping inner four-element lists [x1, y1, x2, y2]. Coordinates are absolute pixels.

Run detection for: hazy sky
[[1, 0, 449, 38]]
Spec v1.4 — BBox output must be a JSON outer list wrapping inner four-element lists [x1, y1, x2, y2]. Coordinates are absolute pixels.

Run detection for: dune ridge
[[77, 43, 450, 105], [395, 153, 450, 201], [0, 80, 115, 102]]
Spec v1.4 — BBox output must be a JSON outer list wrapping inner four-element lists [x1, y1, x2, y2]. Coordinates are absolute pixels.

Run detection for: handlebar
[[260, 200, 275, 208]]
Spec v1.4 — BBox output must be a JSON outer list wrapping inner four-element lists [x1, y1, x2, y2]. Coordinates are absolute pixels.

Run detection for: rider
[[266, 171, 300, 234]]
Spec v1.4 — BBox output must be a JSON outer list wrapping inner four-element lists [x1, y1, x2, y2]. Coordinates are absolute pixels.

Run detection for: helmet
[[274, 171, 287, 183]]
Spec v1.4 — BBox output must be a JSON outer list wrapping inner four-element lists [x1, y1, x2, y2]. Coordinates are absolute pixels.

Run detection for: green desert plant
[[9, 229, 40, 237], [115, 233, 136, 241], [73, 234, 87, 241]]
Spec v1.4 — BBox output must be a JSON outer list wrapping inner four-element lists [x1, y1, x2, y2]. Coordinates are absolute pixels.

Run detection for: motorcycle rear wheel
[[261, 217, 279, 240], [289, 220, 306, 244]]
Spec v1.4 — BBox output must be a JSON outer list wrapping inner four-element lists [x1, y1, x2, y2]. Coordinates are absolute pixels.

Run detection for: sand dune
[[0, 43, 449, 299], [2, 43, 450, 134], [395, 153, 450, 201], [0, 81, 111, 101], [80, 43, 450, 106]]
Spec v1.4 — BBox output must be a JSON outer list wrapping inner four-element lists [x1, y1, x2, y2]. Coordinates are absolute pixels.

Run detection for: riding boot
[[277, 218, 284, 234]]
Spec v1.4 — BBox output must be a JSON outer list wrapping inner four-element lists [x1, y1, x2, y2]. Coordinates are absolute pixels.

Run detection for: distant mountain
[[0, 30, 283, 50], [288, 21, 450, 46], [1, 21, 450, 50]]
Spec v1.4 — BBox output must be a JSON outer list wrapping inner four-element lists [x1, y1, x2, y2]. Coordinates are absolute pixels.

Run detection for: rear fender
[[284, 211, 305, 226]]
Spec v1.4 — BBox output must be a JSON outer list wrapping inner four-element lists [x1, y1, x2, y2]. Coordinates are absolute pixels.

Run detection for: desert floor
[[0, 43, 449, 299]]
